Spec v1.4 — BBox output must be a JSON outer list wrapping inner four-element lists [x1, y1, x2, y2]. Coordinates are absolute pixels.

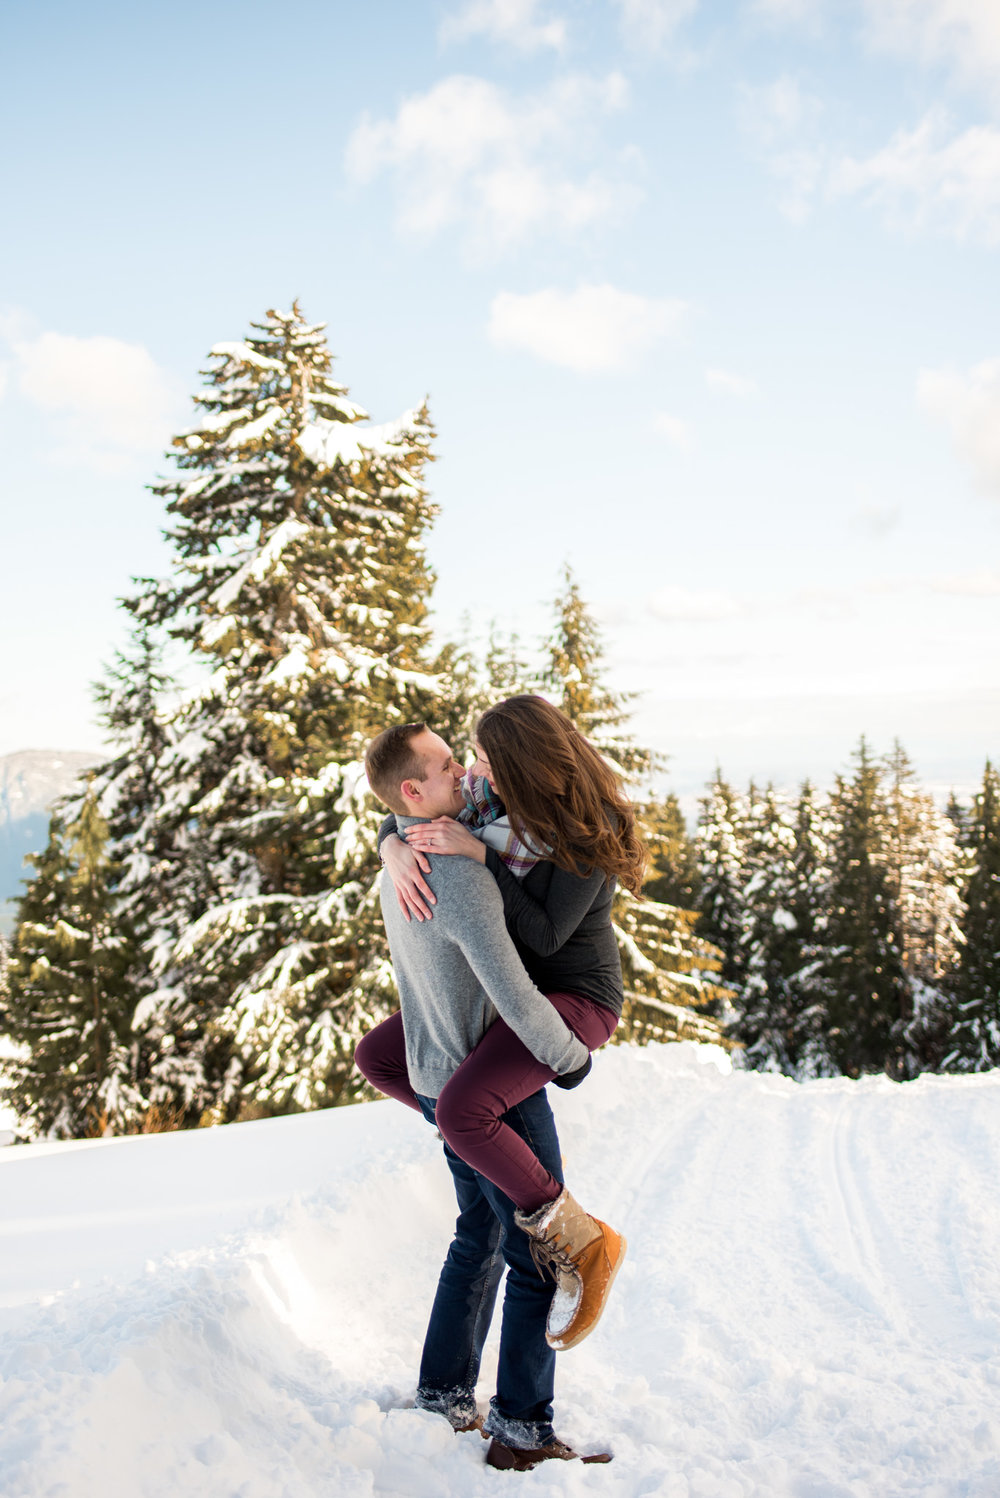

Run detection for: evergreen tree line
[[0, 306, 723, 1141], [2, 305, 994, 1140], [694, 746, 1000, 1080]]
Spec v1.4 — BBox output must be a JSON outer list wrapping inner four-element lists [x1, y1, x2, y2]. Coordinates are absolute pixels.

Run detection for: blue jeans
[[414, 1088, 564, 1450]]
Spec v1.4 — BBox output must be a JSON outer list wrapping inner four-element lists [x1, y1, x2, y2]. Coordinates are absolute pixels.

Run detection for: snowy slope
[[1, 1043, 998, 1498]]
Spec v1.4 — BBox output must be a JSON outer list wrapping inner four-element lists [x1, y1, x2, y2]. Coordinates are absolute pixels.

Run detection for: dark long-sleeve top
[[377, 815, 624, 1018]]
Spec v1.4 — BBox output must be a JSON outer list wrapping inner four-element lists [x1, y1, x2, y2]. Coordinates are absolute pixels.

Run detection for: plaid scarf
[[459, 772, 549, 880]]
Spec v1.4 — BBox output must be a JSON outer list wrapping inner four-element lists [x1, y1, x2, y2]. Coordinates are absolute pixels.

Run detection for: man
[[357, 722, 617, 1472]]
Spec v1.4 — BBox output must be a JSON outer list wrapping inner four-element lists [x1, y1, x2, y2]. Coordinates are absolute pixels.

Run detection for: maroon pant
[[354, 993, 618, 1212]]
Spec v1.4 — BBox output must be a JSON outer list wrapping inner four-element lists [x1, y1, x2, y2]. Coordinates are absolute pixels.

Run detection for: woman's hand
[[403, 817, 487, 864], [382, 834, 436, 923]]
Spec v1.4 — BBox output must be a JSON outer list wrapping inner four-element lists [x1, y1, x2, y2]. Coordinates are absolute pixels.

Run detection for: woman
[[355, 695, 645, 1352]]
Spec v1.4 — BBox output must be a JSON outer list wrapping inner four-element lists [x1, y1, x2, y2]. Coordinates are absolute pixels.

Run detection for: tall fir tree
[[943, 761, 1000, 1071], [540, 567, 725, 1043], [483, 625, 533, 707], [730, 786, 800, 1072], [2, 783, 135, 1136], [539, 563, 652, 780], [784, 780, 837, 1077], [880, 740, 965, 1071], [945, 790, 974, 849], [2, 304, 449, 1135], [728, 783, 835, 1078], [696, 770, 746, 994], [0, 931, 11, 1031], [85, 625, 218, 1124], [640, 792, 702, 910], [448, 622, 535, 739], [123, 304, 449, 1120], [822, 739, 908, 1077]]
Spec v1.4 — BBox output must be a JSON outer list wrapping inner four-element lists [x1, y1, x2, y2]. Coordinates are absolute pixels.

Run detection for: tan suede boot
[[515, 1188, 626, 1351]]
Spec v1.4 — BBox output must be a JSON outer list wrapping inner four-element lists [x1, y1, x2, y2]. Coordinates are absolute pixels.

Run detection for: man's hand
[[551, 1053, 592, 1090], [382, 834, 436, 922], [404, 817, 487, 863]]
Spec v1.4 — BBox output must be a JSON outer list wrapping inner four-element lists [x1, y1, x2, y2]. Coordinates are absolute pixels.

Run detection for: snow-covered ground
[[1, 1043, 998, 1498]]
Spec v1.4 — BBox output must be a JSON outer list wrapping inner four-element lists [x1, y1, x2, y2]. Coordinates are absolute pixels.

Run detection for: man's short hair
[[365, 722, 428, 814]]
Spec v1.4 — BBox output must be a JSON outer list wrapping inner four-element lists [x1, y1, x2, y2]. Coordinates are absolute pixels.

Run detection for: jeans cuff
[[484, 1397, 556, 1451], [415, 1384, 479, 1430]]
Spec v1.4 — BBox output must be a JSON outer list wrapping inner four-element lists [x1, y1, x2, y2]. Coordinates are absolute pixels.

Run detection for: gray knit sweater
[[381, 815, 590, 1097]]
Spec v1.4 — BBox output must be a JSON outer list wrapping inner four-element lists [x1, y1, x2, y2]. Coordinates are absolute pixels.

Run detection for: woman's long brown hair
[[474, 695, 647, 896]]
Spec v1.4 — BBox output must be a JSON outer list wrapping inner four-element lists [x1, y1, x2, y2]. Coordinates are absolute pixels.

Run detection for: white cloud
[[861, 0, 1000, 98], [850, 502, 901, 537], [750, 0, 824, 23], [917, 358, 1000, 496], [3, 325, 182, 474], [440, 0, 567, 51], [652, 411, 694, 449], [739, 75, 823, 146], [612, 0, 699, 50], [737, 77, 826, 221], [647, 586, 743, 622], [345, 72, 636, 252], [742, 10, 1000, 235], [488, 284, 688, 371], [829, 109, 1000, 244], [749, 0, 1000, 90], [705, 367, 759, 398], [928, 568, 1000, 595]]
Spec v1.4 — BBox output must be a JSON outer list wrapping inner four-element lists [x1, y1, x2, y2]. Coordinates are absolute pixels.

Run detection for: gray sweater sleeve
[[443, 864, 590, 1076]]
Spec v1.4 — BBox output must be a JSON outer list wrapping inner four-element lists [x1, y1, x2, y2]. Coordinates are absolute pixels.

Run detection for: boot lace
[[528, 1232, 577, 1283]]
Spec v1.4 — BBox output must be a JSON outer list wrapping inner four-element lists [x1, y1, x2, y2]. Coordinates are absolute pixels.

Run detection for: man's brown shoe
[[486, 1436, 612, 1471], [515, 1187, 626, 1351]]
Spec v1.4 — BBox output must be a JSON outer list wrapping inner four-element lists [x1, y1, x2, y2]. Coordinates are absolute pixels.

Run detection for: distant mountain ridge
[[0, 750, 102, 932]]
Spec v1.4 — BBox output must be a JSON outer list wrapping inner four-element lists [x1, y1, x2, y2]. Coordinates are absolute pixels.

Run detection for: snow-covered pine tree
[[540, 563, 651, 780], [0, 930, 10, 1023], [784, 781, 837, 1077], [945, 790, 974, 849], [2, 782, 134, 1136], [539, 567, 725, 1043], [447, 622, 535, 740], [822, 739, 908, 1077], [942, 761, 1000, 1072], [696, 770, 746, 995], [641, 792, 702, 911], [881, 741, 965, 1073], [728, 783, 836, 1078], [729, 785, 800, 1072], [1, 630, 185, 1137], [120, 304, 446, 1120], [82, 625, 218, 1126], [483, 626, 533, 710]]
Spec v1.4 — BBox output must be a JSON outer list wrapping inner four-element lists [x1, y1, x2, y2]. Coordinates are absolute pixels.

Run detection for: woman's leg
[[354, 1010, 422, 1114], [434, 994, 617, 1213]]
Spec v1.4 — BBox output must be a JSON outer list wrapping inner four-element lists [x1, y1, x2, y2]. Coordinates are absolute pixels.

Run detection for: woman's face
[[470, 741, 500, 796]]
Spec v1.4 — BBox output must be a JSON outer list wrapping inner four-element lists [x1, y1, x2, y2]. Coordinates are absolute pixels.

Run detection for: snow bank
[[1, 1044, 999, 1497]]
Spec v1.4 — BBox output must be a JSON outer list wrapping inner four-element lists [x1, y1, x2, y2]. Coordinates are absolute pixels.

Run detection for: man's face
[[400, 729, 466, 818]]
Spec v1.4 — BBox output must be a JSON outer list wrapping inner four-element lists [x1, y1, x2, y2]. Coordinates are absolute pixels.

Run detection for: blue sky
[[2, 0, 998, 804]]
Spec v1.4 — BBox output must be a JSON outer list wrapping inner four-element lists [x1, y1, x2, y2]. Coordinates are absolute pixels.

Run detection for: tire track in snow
[[796, 1088, 996, 1359], [843, 1094, 1000, 1358], [825, 1094, 889, 1319]]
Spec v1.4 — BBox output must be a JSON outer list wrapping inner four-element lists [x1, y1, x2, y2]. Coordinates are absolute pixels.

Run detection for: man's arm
[[442, 863, 590, 1077], [377, 814, 436, 922]]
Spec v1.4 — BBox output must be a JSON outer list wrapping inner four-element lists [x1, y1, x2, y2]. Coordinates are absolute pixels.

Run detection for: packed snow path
[[1, 1044, 998, 1498]]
